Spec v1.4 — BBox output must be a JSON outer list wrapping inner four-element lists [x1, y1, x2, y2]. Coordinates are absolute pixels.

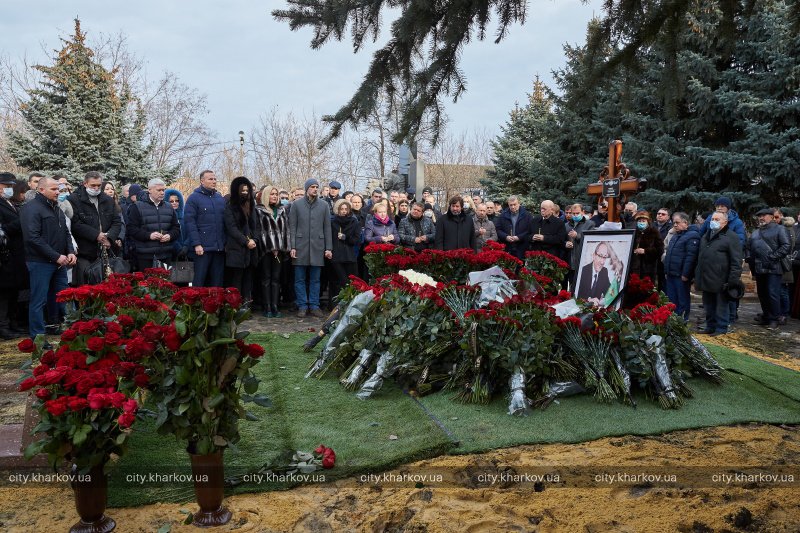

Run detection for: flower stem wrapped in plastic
[[355, 351, 395, 400], [340, 349, 374, 390], [507, 367, 532, 416], [306, 290, 374, 378]]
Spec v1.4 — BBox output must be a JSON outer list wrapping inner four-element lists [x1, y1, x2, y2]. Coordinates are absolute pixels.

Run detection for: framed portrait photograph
[[573, 230, 636, 309]]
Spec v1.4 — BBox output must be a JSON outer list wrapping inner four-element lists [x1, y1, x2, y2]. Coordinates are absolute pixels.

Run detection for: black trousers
[[330, 262, 357, 305], [227, 266, 255, 302]]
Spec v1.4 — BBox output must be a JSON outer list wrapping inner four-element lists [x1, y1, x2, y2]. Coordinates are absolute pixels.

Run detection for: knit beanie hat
[[304, 178, 320, 192], [714, 196, 732, 209]]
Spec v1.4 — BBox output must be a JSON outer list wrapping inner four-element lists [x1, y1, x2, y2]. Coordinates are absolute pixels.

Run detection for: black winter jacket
[[695, 226, 743, 292], [529, 215, 568, 259], [67, 186, 123, 261], [0, 197, 28, 288], [746, 222, 790, 275], [331, 215, 361, 263], [126, 196, 181, 258], [435, 210, 476, 251], [20, 193, 75, 263], [224, 201, 263, 269]]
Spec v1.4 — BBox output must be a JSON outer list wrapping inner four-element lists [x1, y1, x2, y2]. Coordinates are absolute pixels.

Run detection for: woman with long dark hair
[[224, 177, 263, 302], [256, 185, 289, 317], [329, 199, 361, 303]]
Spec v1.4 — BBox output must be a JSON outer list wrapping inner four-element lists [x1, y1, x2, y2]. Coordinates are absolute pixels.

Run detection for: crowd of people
[[0, 169, 798, 340]]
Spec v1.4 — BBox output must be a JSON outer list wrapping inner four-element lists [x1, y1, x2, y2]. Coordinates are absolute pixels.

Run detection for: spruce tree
[[8, 19, 159, 184], [482, 77, 568, 207]]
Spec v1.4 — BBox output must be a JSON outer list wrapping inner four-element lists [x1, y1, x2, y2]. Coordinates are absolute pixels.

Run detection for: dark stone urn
[[70, 464, 115, 533], [188, 449, 232, 527]]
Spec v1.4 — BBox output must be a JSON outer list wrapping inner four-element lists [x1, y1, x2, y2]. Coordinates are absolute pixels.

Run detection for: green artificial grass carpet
[[108, 335, 800, 506], [417, 345, 800, 454], [706, 344, 800, 402], [108, 333, 455, 507]]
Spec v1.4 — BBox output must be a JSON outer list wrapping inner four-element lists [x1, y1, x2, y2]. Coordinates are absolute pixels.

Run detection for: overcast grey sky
[[2, 0, 603, 142]]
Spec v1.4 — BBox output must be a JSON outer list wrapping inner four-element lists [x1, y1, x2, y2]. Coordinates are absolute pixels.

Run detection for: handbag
[[86, 247, 130, 284], [170, 255, 194, 284]]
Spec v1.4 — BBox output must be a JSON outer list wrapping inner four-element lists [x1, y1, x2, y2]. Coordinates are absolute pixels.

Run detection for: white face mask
[[87, 188, 102, 197], [424, 210, 433, 218], [2, 187, 13, 199]]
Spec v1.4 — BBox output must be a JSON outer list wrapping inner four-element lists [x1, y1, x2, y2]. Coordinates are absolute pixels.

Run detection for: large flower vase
[[189, 450, 232, 527], [70, 464, 115, 533]]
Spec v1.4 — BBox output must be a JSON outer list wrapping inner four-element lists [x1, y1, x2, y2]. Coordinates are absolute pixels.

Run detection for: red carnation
[[60, 329, 78, 342], [18, 338, 36, 353], [118, 315, 135, 328]]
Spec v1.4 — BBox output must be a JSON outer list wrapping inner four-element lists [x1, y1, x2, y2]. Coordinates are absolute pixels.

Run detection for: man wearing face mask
[[67, 171, 123, 285], [564, 203, 595, 291], [694, 211, 742, 336], [530, 200, 568, 259], [0, 172, 29, 338]]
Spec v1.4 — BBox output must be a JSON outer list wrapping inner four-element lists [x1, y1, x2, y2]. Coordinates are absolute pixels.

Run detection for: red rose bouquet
[[19, 321, 145, 471], [144, 286, 270, 455]]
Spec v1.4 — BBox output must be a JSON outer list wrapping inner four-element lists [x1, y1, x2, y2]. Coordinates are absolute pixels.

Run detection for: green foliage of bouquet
[[145, 287, 270, 455], [18, 321, 146, 472]]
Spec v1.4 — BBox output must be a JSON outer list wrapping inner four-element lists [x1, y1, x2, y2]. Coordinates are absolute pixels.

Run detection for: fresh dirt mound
[[1, 424, 796, 532]]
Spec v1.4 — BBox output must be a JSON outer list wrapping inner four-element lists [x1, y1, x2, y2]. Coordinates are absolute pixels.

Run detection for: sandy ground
[[1, 304, 798, 532], [1, 424, 798, 532]]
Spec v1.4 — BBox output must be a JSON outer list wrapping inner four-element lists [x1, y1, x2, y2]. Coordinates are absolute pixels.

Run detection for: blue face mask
[[2, 187, 13, 199], [280, 199, 289, 206], [58, 193, 69, 202], [571, 215, 583, 222], [636, 221, 648, 230], [709, 220, 721, 230]]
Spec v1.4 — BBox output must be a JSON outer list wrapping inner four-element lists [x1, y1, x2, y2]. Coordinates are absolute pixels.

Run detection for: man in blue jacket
[[184, 170, 227, 286], [664, 212, 701, 322], [495, 195, 533, 260], [699, 197, 746, 246], [20, 176, 77, 338]]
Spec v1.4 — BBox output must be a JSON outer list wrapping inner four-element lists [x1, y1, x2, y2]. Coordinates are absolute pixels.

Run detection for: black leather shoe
[[0, 328, 17, 340], [45, 325, 64, 336]]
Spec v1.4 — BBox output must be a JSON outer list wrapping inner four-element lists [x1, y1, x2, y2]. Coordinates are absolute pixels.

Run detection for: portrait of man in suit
[[576, 241, 612, 303]]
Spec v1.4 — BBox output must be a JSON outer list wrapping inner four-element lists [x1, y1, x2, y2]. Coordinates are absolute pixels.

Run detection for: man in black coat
[[126, 178, 181, 271], [434, 195, 476, 251], [576, 241, 612, 304], [67, 171, 123, 285], [530, 200, 568, 259], [695, 211, 743, 336], [746, 207, 790, 329], [0, 172, 28, 338], [20, 176, 77, 338]]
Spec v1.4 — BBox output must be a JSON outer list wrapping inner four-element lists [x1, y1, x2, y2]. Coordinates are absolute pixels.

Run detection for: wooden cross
[[586, 140, 646, 223]]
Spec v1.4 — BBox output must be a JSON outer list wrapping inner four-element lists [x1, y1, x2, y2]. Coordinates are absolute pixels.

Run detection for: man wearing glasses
[[576, 242, 612, 302]]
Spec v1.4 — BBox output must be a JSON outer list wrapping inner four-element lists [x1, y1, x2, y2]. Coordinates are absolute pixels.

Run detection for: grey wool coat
[[288, 196, 332, 267]]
